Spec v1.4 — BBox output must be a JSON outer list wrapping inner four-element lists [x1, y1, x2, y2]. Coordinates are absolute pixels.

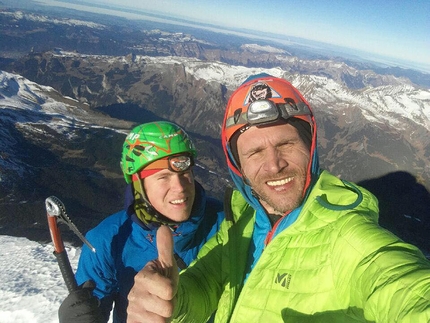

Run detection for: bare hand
[[127, 225, 179, 323]]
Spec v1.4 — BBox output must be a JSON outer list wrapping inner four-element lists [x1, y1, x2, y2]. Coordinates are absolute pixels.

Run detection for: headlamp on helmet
[[121, 121, 197, 184], [131, 153, 195, 182], [230, 98, 312, 128]]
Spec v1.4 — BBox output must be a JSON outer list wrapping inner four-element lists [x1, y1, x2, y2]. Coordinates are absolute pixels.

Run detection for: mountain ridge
[[5, 50, 429, 189], [0, 5, 429, 255], [1, 63, 429, 253]]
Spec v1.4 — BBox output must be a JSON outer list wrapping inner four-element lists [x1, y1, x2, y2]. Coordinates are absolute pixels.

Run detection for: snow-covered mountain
[[0, 9, 106, 29], [6, 50, 429, 184], [1, 56, 430, 253], [0, 4, 429, 255], [0, 70, 131, 188], [0, 68, 229, 244]]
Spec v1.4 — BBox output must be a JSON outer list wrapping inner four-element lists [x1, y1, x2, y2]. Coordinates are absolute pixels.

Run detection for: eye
[[248, 148, 264, 159], [154, 173, 169, 181], [278, 140, 294, 149]]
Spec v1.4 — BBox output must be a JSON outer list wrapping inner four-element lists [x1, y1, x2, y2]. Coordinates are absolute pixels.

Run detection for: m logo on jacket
[[275, 272, 292, 289]]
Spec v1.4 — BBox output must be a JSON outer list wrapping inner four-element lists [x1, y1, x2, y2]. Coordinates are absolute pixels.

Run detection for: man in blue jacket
[[58, 121, 224, 322]]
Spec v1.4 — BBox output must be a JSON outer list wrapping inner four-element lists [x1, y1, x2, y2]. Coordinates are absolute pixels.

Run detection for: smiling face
[[143, 168, 196, 222], [236, 121, 310, 215]]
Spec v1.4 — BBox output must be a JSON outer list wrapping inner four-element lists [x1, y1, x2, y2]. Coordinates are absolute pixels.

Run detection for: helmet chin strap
[[132, 178, 178, 227], [136, 178, 153, 210], [242, 172, 264, 205]]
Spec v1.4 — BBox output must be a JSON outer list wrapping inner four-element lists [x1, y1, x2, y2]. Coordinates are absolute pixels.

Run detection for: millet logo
[[275, 272, 292, 289]]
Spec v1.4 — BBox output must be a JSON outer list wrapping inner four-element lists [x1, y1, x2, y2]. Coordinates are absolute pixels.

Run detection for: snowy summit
[[0, 235, 80, 323]]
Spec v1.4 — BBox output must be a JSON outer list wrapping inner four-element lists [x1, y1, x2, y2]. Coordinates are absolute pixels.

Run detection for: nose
[[264, 148, 288, 173], [170, 173, 191, 192]]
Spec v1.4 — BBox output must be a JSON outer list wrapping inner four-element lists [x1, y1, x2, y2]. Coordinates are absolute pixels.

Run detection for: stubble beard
[[253, 173, 306, 215]]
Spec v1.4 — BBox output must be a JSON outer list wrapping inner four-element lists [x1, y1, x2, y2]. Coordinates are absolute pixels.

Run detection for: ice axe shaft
[[45, 196, 95, 292]]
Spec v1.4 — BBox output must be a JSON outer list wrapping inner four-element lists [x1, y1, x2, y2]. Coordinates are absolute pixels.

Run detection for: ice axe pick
[[45, 196, 95, 292]]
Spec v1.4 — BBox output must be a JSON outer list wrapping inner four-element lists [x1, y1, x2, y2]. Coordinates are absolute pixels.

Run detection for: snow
[[133, 55, 285, 87], [241, 43, 287, 54], [0, 70, 131, 181], [0, 71, 88, 117], [0, 235, 80, 323], [0, 234, 115, 323], [0, 10, 105, 29]]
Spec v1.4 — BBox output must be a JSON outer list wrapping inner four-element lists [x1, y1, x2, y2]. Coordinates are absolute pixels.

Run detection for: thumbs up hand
[[157, 225, 179, 283], [127, 225, 179, 323]]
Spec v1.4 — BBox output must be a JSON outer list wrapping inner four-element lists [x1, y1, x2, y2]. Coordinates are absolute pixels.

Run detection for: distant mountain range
[[0, 5, 429, 256]]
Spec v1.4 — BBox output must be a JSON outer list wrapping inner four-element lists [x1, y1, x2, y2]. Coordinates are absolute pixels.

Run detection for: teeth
[[267, 177, 293, 186], [171, 198, 186, 204]]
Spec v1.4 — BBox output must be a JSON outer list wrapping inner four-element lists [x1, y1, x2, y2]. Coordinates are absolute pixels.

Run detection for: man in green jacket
[[127, 74, 430, 322]]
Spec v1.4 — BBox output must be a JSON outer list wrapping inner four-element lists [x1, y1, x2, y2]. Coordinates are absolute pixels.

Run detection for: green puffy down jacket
[[174, 171, 430, 323]]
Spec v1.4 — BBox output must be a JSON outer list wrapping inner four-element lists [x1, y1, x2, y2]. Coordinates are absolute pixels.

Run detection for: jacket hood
[[221, 74, 321, 213]]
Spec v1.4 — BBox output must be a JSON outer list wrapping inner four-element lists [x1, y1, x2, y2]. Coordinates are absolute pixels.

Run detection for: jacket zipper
[[264, 209, 293, 246], [264, 216, 282, 246]]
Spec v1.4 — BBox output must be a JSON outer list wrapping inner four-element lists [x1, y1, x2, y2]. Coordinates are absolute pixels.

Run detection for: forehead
[[236, 122, 299, 150], [146, 168, 174, 179]]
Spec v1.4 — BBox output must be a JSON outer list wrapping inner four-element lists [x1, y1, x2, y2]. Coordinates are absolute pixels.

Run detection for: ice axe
[[45, 196, 95, 292]]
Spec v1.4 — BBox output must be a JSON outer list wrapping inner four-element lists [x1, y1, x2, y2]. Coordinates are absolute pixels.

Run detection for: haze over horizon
[[31, 0, 430, 73]]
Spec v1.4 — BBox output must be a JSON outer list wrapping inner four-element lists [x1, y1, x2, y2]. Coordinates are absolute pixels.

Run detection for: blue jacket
[[75, 181, 224, 322]]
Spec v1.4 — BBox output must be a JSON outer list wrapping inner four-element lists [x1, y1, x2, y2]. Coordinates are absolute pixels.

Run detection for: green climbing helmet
[[121, 121, 197, 184]]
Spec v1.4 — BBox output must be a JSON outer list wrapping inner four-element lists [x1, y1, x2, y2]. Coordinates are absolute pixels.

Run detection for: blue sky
[[48, 0, 430, 70]]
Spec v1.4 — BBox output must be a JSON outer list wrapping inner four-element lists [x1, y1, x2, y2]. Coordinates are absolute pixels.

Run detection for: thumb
[[80, 280, 96, 290], [156, 225, 176, 275], [155, 225, 179, 302]]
